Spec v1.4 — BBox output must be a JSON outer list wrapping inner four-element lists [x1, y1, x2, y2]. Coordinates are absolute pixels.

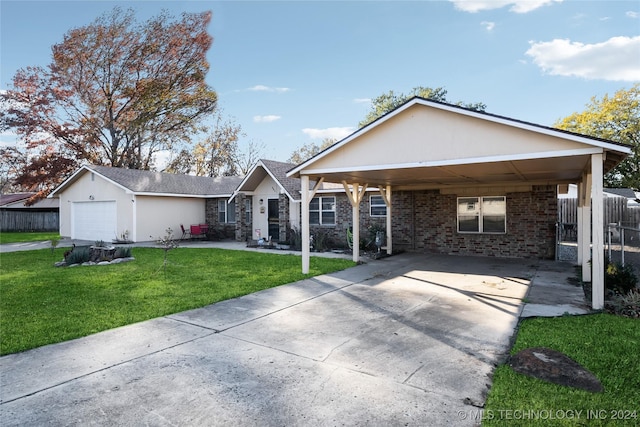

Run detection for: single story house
[[49, 97, 630, 309], [49, 165, 242, 243], [287, 97, 631, 309]]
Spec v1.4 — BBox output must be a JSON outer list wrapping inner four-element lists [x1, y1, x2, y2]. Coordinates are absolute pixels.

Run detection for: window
[[457, 196, 506, 233], [218, 199, 236, 223], [370, 195, 387, 217], [310, 196, 336, 225], [244, 198, 252, 224]]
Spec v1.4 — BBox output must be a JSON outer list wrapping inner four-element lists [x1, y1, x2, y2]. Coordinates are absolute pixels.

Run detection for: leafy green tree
[[359, 86, 486, 127], [288, 138, 336, 164], [554, 84, 639, 190]]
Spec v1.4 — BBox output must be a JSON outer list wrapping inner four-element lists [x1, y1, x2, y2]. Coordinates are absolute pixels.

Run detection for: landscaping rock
[[54, 257, 135, 268], [110, 257, 135, 264], [509, 347, 603, 393]]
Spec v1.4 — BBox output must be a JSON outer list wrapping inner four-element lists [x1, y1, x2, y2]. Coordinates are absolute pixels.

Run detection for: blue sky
[[1, 0, 639, 164]]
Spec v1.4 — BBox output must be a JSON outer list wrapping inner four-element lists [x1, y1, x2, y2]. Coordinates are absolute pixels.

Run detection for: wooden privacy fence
[[558, 197, 640, 234], [0, 210, 59, 232]]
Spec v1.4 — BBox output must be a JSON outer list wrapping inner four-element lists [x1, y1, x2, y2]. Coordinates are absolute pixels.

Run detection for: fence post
[[607, 223, 612, 261], [620, 222, 625, 267]]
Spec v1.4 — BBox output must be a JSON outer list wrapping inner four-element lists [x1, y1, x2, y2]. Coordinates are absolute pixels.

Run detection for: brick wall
[[215, 185, 557, 259], [278, 193, 289, 242], [393, 185, 557, 259], [307, 193, 387, 249], [205, 198, 239, 240]]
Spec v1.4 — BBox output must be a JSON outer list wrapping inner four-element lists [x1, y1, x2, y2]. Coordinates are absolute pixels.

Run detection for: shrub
[[312, 229, 332, 252], [65, 247, 91, 265], [605, 261, 639, 295], [607, 289, 640, 318], [288, 227, 302, 251], [114, 247, 132, 259]]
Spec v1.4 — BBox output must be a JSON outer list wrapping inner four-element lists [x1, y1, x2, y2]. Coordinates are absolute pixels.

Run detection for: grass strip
[[0, 231, 60, 244], [0, 247, 354, 355], [483, 314, 640, 426]]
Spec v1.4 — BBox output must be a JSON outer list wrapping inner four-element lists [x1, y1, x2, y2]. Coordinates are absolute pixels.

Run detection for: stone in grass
[[509, 347, 603, 393]]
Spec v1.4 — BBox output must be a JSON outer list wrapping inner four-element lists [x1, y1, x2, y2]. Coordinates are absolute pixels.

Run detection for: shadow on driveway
[[0, 253, 582, 426]]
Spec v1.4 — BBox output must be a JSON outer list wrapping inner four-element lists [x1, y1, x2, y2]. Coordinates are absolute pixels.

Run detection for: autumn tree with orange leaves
[[0, 8, 217, 201]]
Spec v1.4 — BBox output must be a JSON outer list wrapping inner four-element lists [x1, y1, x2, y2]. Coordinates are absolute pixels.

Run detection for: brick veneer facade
[[206, 184, 557, 259], [205, 197, 240, 240], [393, 185, 557, 259]]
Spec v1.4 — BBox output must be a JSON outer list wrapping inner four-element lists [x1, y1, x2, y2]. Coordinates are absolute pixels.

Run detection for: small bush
[[605, 261, 639, 295], [288, 227, 302, 251], [65, 247, 91, 265], [607, 289, 640, 318], [312, 229, 332, 252], [114, 247, 132, 259]]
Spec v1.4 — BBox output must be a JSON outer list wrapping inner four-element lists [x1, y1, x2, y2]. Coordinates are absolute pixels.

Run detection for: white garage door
[[72, 201, 117, 242]]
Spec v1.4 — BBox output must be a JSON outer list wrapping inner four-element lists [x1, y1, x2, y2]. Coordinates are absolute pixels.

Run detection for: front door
[[267, 199, 279, 242]]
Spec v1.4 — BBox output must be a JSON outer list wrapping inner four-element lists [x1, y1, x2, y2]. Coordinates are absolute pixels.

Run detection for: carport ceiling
[[303, 152, 624, 191]]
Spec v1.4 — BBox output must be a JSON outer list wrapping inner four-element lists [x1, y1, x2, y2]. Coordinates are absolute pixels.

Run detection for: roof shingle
[[88, 165, 243, 196]]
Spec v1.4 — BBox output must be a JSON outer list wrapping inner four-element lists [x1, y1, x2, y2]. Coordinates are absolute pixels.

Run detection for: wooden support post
[[591, 153, 604, 310], [301, 175, 310, 274], [301, 176, 324, 274], [378, 185, 392, 255], [581, 172, 592, 283], [343, 181, 367, 263]]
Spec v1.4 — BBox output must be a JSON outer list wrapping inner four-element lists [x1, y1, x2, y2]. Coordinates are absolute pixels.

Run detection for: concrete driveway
[[1, 253, 545, 426]]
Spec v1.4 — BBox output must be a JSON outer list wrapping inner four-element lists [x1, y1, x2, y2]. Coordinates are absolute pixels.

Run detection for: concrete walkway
[[0, 246, 589, 426]]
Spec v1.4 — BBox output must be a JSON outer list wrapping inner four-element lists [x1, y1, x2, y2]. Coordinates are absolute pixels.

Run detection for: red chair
[[190, 224, 202, 239], [180, 224, 191, 240], [199, 223, 209, 238]]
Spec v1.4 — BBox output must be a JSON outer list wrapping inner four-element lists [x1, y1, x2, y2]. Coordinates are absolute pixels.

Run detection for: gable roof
[[233, 159, 300, 201], [49, 165, 243, 198], [232, 159, 346, 201], [287, 97, 631, 190]]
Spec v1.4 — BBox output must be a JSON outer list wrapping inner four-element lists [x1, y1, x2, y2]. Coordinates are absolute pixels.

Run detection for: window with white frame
[[370, 195, 387, 217], [457, 196, 506, 233], [218, 199, 236, 223], [244, 198, 252, 224], [310, 196, 336, 225]]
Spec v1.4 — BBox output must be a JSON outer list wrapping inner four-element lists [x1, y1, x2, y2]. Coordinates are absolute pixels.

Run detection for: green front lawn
[[0, 247, 355, 355], [0, 231, 60, 244], [484, 314, 640, 426]]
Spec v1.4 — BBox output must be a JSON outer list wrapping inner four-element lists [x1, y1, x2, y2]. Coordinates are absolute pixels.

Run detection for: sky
[[1, 0, 639, 164]]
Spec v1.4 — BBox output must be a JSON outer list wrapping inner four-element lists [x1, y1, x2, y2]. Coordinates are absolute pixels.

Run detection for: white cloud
[[253, 115, 281, 123], [526, 35, 640, 81], [627, 11, 639, 19], [481, 21, 496, 31], [450, 0, 561, 13], [353, 98, 371, 104], [302, 127, 354, 140], [246, 85, 290, 93]]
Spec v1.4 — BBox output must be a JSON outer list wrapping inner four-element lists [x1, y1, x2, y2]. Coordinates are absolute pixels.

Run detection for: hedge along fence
[[0, 210, 59, 232]]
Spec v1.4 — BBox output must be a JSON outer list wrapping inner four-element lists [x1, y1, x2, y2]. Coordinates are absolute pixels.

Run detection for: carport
[[287, 98, 630, 309]]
